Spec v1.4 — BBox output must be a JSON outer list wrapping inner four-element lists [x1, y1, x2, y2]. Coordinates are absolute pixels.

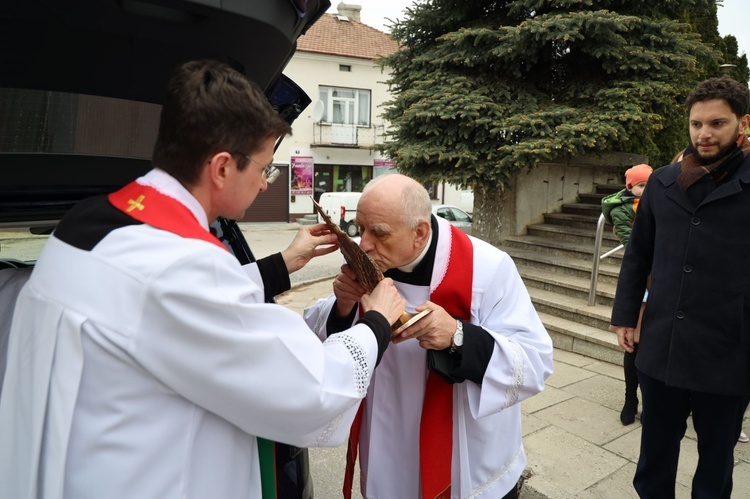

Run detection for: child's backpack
[[600, 189, 627, 225]]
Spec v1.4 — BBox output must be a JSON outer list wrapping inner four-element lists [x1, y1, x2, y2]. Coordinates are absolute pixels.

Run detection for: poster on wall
[[290, 155, 314, 196], [373, 158, 396, 178]]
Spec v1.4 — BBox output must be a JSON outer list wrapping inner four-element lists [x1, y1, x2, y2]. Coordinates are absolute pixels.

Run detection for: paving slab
[[603, 426, 642, 463], [552, 348, 599, 368], [574, 462, 639, 499], [264, 239, 750, 499], [522, 412, 553, 437], [534, 397, 636, 446], [8, 219, 750, 499], [581, 359, 625, 381], [544, 361, 598, 389], [523, 426, 628, 498], [564, 373, 638, 414], [522, 385, 576, 415]]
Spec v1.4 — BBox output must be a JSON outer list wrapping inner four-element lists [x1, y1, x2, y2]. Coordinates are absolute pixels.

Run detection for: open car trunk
[[0, 2, 330, 497], [0, 0, 322, 226]]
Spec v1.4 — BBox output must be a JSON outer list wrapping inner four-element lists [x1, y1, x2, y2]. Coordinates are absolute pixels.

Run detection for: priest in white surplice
[[304, 174, 554, 499], [0, 60, 407, 499]]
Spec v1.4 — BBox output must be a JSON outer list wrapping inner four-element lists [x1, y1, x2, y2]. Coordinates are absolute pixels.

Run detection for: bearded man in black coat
[[612, 76, 750, 499]]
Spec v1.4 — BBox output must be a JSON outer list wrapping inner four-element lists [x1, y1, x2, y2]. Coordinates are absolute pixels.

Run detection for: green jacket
[[601, 188, 636, 246]]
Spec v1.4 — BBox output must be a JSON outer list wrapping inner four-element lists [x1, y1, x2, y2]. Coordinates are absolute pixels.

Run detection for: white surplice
[[0, 169, 381, 499], [0, 266, 32, 400], [304, 217, 554, 499]]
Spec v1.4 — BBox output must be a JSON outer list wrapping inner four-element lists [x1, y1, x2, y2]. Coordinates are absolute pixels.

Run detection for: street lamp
[[719, 63, 736, 76]]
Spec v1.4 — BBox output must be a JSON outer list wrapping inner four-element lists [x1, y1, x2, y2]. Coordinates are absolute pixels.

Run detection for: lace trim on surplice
[[326, 332, 369, 397], [502, 341, 525, 409]]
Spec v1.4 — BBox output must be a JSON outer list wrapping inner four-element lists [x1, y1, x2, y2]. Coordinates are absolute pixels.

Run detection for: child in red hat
[[602, 163, 653, 424]]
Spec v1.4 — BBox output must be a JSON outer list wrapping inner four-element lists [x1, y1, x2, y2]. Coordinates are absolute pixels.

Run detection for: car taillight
[[341, 206, 346, 219]]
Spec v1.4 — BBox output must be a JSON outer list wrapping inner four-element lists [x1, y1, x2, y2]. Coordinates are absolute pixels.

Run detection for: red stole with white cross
[[108, 181, 226, 251], [343, 224, 474, 499], [110, 181, 286, 498]]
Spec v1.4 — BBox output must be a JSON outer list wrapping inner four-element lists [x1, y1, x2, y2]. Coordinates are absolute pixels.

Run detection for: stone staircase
[[501, 184, 626, 366], [296, 213, 318, 226]]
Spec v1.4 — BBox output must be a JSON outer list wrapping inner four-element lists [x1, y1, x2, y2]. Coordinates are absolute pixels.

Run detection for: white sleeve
[[467, 250, 554, 418], [303, 294, 338, 342], [241, 261, 263, 288], [133, 250, 378, 447]]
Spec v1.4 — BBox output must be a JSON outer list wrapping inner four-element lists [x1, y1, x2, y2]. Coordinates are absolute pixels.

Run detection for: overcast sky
[[328, 0, 749, 60]]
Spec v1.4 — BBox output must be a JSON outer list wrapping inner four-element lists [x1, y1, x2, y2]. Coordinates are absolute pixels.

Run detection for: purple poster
[[290, 156, 313, 195]]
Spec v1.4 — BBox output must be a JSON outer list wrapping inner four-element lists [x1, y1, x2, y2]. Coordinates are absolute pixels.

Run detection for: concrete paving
[[4, 222, 750, 498], [260, 223, 750, 499]]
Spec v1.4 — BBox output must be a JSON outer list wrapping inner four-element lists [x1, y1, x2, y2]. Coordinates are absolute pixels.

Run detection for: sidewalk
[[5, 222, 748, 497], [276, 278, 750, 499]]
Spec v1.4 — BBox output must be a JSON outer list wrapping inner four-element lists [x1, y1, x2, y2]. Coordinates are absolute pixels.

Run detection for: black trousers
[[634, 371, 746, 499]]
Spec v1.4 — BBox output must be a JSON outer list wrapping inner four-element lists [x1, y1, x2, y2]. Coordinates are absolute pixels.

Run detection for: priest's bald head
[[356, 174, 433, 271]]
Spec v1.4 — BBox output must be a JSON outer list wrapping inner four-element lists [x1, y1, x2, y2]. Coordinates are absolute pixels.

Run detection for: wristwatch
[[449, 319, 464, 354]]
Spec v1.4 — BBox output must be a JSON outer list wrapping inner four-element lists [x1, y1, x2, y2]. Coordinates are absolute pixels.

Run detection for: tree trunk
[[473, 182, 512, 247]]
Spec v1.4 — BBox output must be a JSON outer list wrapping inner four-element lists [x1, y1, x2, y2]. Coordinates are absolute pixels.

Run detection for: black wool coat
[[611, 151, 750, 397]]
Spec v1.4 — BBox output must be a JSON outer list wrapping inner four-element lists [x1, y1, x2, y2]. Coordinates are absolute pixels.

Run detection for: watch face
[[453, 331, 464, 347]]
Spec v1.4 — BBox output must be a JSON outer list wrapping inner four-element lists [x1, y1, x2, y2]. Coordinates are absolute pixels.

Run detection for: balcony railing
[[312, 123, 385, 148]]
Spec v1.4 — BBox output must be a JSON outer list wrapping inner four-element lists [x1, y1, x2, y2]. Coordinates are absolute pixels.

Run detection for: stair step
[[561, 202, 603, 216], [543, 212, 610, 231], [578, 192, 608, 204], [538, 311, 623, 366], [595, 184, 625, 195], [518, 265, 616, 307], [296, 217, 317, 225], [528, 287, 613, 330], [506, 248, 621, 285], [502, 235, 623, 263], [507, 184, 628, 367], [526, 223, 620, 246]]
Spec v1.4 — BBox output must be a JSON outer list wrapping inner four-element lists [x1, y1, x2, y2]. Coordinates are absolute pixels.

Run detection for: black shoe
[[620, 397, 638, 425]]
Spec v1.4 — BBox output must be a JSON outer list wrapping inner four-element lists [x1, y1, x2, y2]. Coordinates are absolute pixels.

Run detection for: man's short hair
[[152, 60, 291, 186], [401, 180, 432, 228], [686, 76, 750, 118]]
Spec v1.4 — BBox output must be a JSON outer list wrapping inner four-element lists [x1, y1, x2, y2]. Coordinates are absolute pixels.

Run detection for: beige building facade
[[267, 5, 474, 223]]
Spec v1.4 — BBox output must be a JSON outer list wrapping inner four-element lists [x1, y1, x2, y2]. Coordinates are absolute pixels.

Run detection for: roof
[[296, 14, 400, 60]]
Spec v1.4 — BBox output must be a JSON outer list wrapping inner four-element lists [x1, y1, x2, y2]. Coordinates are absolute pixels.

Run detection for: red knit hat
[[625, 164, 653, 190]]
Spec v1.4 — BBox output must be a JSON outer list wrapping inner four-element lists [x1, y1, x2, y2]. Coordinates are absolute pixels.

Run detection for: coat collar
[[657, 153, 750, 212]]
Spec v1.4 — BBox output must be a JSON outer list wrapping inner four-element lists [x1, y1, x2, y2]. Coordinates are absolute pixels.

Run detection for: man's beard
[[692, 138, 738, 165]]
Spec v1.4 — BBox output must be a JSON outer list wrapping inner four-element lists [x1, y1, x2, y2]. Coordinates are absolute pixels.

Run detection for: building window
[[339, 64, 351, 72], [319, 86, 370, 126], [316, 164, 372, 193]]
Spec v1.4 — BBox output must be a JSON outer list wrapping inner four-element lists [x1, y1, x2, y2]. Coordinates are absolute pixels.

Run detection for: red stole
[[108, 181, 226, 251], [344, 225, 474, 499]]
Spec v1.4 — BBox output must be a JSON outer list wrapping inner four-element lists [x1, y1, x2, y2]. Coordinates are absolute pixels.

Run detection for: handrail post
[[588, 214, 606, 306]]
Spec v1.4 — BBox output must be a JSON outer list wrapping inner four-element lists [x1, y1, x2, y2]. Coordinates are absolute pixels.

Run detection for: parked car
[[317, 192, 362, 236], [0, 1, 331, 497], [432, 204, 473, 235]]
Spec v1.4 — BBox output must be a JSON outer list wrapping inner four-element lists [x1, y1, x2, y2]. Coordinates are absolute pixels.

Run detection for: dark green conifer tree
[[379, 0, 721, 242]]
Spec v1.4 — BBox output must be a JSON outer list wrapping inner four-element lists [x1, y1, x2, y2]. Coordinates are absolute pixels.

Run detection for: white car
[[432, 205, 473, 235]]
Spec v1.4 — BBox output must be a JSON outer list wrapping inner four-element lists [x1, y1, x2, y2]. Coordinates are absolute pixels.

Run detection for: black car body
[[0, 0, 324, 226]]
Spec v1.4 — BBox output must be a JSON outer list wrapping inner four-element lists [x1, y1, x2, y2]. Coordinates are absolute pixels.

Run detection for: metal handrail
[[588, 213, 624, 306]]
